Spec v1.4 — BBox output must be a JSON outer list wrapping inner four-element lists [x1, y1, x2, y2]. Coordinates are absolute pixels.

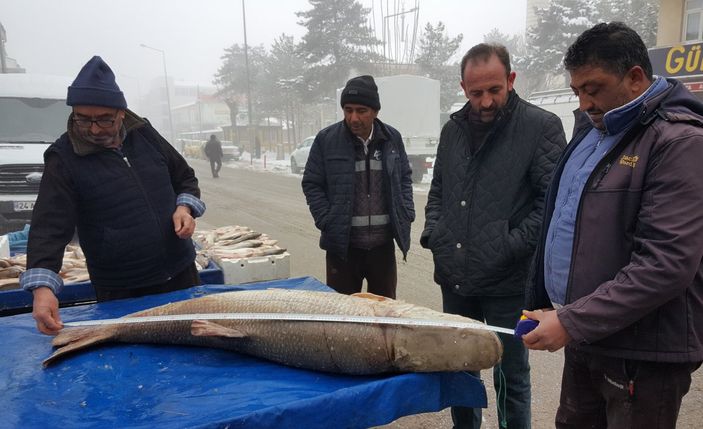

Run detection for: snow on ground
[[221, 150, 433, 194]]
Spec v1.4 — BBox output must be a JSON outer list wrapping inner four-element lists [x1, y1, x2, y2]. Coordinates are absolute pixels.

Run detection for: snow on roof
[[0, 74, 72, 100]]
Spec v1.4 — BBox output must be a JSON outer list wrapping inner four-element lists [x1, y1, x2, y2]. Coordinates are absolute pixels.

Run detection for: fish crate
[[0, 235, 9, 259], [217, 252, 291, 285]]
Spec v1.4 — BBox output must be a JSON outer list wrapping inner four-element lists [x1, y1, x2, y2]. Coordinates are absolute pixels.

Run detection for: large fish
[[44, 289, 503, 374]]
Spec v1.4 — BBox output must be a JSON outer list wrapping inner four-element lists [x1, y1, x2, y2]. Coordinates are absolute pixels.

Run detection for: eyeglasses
[[72, 113, 118, 129]]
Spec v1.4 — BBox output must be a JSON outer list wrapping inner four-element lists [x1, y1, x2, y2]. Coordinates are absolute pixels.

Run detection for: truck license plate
[[13, 201, 35, 211]]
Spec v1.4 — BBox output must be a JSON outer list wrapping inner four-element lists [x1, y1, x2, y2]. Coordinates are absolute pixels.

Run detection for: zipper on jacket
[[592, 163, 611, 189], [563, 123, 646, 303], [114, 146, 171, 283]]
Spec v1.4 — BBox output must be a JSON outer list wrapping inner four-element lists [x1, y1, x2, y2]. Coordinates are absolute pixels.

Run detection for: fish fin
[[352, 292, 389, 302], [191, 320, 246, 338], [43, 327, 114, 368]]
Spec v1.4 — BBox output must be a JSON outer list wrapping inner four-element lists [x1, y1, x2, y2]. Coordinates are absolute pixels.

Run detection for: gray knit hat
[[340, 75, 380, 111]]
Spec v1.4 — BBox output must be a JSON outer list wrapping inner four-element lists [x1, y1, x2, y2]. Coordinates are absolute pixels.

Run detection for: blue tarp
[[0, 276, 486, 429]]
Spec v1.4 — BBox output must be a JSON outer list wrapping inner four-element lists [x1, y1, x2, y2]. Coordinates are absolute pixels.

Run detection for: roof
[[0, 73, 72, 100]]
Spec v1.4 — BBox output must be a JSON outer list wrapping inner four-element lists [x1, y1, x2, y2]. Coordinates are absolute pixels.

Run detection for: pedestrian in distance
[[523, 22, 703, 429], [302, 75, 414, 299], [21, 56, 206, 335], [204, 134, 223, 178], [420, 43, 566, 429]]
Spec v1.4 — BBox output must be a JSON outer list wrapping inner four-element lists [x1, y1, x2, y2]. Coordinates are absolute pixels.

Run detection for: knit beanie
[[66, 56, 127, 109], [340, 75, 380, 111]]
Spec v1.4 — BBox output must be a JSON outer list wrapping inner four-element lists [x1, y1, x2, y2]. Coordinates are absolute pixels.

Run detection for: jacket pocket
[[471, 219, 513, 276], [426, 217, 446, 250], [98, 224, 162, 268]]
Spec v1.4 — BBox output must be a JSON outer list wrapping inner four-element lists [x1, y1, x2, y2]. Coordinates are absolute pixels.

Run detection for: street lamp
[[140, 43, 175, 143]]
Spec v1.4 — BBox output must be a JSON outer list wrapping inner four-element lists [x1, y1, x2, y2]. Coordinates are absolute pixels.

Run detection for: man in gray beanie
[[302, 75, 414, 299], [22, 56, 206, 335]]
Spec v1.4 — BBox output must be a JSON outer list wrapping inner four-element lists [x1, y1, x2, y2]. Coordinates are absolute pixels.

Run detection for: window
[[685, 0, 703, 41]]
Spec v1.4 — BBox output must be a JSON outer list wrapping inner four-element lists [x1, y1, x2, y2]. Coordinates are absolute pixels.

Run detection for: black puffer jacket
[[421, 91, 565, 296], [302, 119, 414, 259]]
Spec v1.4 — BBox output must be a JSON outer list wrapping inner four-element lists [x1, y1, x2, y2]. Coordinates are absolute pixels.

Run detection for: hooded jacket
[[526, 79, 703, 362], [421, 91, 566, 296]]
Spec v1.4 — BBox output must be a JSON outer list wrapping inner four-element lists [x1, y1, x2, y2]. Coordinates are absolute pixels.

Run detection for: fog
[[0, 0, 525, 108]]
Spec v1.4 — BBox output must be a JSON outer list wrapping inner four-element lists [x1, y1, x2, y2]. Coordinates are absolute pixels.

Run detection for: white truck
[[526, 88, 580, 141], [0, 74, 72, 234], [337, 75, 440, 182]]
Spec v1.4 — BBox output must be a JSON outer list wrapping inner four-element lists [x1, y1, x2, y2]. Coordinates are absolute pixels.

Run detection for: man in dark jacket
[[20, 56, 206, 335], [523, 22, 703, 428], [302, 75, 414, 299], [421, 44, 566, 428], [204, 134, 223, 178]]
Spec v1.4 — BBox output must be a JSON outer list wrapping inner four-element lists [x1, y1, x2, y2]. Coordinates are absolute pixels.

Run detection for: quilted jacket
[[302, 119, 414, 259], [421, 91, 566, 296]]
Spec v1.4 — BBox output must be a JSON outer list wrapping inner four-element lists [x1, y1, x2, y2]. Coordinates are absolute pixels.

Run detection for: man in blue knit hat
[[21, 56, 206, 335]]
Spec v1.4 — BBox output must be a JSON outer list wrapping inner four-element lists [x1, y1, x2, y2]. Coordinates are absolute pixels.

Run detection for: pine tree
[[596, 0, 659, 47], [414, 22, 464, 111], [213, 43, 268, 142], [296, 0, 383, 100], [521, 0, 600, 92]]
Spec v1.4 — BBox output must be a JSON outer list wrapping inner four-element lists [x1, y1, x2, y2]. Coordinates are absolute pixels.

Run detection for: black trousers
[[209, 158, 222, 177], [94, 262, 201, 302], [442, 292, 531, 429], [556, 346, 701, 429], [325, 241, 397, 298]]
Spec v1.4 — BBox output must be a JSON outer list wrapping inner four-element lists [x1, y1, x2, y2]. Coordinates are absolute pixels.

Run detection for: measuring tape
[[63, 312, 516, 335]]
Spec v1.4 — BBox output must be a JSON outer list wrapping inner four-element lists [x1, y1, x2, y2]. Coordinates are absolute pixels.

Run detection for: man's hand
[[521, 309, 571, 352], [32, 287, 62, 335], [173, 205, 196, 239]]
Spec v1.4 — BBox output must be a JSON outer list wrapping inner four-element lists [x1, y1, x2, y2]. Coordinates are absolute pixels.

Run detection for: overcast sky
[[1, 0, 526, 102]]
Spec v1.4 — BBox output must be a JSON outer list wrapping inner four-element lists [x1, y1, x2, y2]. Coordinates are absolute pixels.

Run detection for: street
[[191, 158, 702, 429]]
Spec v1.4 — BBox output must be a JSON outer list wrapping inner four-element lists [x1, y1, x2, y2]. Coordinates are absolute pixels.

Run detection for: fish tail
[[42, 327, 115, 368]]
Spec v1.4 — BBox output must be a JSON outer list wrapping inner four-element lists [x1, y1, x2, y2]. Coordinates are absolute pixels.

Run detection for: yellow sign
[[650, 43, 703, 78]]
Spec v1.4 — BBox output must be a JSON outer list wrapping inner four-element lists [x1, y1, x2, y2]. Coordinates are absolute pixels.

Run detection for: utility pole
[[140, 44, 175, 143], [242, 0, 258, 158], [0, 22, 8, 73], [197, 84, 203, 135]]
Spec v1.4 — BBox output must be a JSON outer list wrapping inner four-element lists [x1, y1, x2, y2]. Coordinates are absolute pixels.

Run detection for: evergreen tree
[[521, 0, 600, 92], [415, 22, 464, 111], [213, 43, 268, 143], [262, 34, 308, 146], [296, 0, 383, 101], [483, 28, 525, 58], [596, 0, 659, 47]]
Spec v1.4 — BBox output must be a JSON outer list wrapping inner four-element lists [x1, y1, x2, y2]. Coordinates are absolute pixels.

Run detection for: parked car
[[221, 141, 241, 161], [290, 136, 314, 174], [0, 74, 72, 234]]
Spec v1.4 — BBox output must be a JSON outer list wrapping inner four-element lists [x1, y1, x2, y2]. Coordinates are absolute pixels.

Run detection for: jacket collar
[[67, 109, 146, 156], [601, 76, 668, 135]]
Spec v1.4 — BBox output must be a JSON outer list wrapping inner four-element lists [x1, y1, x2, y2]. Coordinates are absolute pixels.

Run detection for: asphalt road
[[190, 158, 702, 429]]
